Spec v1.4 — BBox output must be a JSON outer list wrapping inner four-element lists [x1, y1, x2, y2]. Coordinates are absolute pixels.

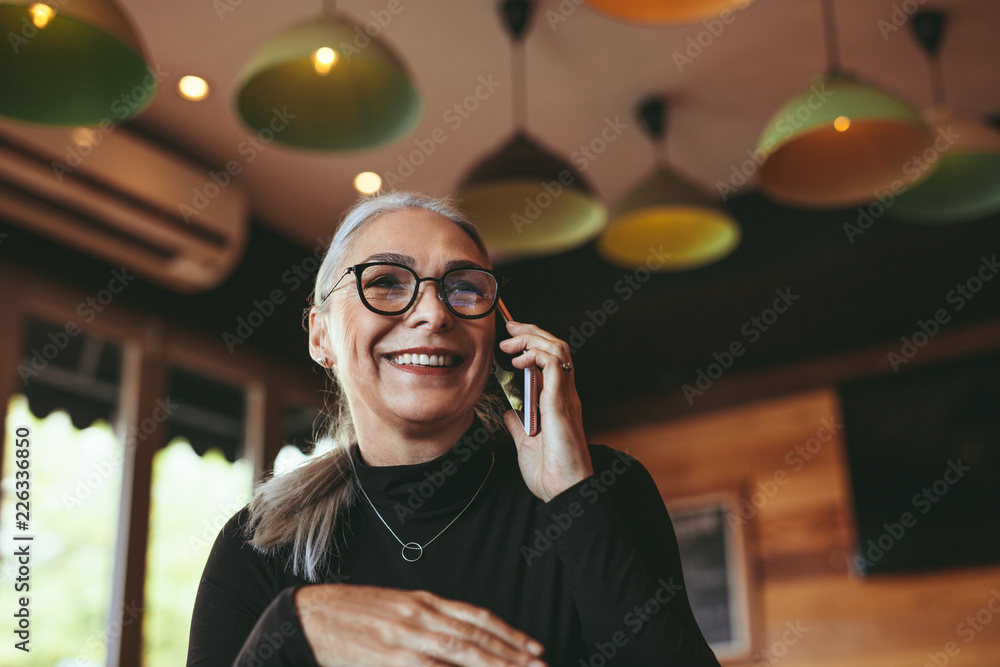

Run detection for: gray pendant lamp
[[235, 0, 421, 151], [0, 0, 155, 126], [599, 97, 740, 271], [457, 0, 606, 259], [755, 0, 936, 208], [886, 11, 1000, 223]]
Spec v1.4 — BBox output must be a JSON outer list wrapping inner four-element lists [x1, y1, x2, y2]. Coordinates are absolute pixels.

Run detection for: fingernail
[[529, 660, 546, 667], [527, 640, 544, 655]]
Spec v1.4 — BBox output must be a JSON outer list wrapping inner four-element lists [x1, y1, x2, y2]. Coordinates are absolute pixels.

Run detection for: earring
[[317, 356, 328, 367]]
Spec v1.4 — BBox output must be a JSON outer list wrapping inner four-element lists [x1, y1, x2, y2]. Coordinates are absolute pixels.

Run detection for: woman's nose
[[406, 280, 452, 327]]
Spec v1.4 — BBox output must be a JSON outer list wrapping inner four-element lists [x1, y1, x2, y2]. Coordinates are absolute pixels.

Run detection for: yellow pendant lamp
[[598, 97, 740, 271], [887, 11, 1000, 223], [457, 0, 605, 259], [235, 5, 421, 151], [585, 0, 754, 25], [0, 0, 156, 126], [755, 0, 936, 209]]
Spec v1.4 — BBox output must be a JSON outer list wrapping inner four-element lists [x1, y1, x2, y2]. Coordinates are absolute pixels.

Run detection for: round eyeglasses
[[323, 262, 506, 319]]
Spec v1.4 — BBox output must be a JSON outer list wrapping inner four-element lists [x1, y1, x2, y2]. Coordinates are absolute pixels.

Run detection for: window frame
[[0, 261, 323, 667]]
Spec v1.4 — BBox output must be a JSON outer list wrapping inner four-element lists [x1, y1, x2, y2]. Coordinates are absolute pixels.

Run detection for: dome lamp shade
[[584, 0, 754, 25], [887, 107, 1000, 223], [598, 97, 740, 271], [886, 11, 1000, 223], [235, 13, 422, 151], [756, 71, 936, 208], [0, 0, 156, 126], [458, 132, 606, 258]]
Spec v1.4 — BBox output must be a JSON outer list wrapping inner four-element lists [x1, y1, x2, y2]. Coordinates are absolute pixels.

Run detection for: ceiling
[[6, 0, 1000, 430], [121, 0, 1000, 246]]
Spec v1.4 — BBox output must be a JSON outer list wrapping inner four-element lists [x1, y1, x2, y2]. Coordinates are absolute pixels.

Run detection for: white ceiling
[[122, 0, 1000, 249]]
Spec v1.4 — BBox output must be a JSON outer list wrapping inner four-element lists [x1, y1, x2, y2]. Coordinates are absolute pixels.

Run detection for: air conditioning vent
[[0, 119, 248, 293]]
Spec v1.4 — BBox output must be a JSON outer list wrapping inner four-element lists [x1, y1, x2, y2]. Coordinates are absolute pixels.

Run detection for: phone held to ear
[[493, 299, 539, 436]]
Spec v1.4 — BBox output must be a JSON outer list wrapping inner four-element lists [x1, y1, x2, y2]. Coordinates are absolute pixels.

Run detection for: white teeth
[[389, 353, 454, 367]]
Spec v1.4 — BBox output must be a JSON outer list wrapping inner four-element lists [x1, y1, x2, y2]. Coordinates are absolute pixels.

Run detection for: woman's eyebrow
[[443, 259, 487, 271]]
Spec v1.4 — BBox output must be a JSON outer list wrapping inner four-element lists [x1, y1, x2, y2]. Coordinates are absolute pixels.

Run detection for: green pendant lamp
[[457, 0, 606, 259], [235, 1, 421, 151], [887, 11, 1000, 223], [599, 97, 740, 271], [585, 0, 754, 25], [755, 0, 936, 209], [0, 0, 155, 126]]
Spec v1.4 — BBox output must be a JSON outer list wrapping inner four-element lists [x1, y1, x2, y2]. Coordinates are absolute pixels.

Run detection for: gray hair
[[245, 191, 507, 582]]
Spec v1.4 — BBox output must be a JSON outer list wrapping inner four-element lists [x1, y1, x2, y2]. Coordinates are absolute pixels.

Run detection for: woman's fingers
[[422, 591, 545, 658], [296, 584, 547, 667]]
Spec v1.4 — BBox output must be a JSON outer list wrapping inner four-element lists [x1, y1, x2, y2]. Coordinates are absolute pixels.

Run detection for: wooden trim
[[107, 316, 167, 667], [587, 315, 1000, 431]]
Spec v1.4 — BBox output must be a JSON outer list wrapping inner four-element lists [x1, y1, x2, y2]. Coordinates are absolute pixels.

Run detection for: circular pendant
[[401, 542, 423, 562]]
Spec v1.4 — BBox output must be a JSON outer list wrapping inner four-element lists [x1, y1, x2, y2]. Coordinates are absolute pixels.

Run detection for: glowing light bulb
[[177, 75, 210, 101], [834, 116, 851, 132], [312, 47, 338, 76], [354, 172, 382, 194], [30, 3, 55, 29], [71, 127, 99, 149]]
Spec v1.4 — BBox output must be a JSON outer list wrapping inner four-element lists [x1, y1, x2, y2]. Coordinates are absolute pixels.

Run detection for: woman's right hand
[[295, 584, 548, 667]]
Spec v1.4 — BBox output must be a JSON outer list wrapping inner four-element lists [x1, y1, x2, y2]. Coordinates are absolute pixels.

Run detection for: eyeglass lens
[[358, 264, 498, 317]]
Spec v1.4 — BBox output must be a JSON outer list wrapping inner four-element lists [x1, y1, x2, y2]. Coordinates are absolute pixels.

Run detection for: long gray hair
[[245, 191, 507, 582]]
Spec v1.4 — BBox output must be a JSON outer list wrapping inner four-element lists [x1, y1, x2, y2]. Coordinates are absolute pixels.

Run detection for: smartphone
[[493, 299, 539, 436]]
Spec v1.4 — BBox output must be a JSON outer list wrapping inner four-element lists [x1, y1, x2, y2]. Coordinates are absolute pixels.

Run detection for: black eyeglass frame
[[323, 262, 507, 319]]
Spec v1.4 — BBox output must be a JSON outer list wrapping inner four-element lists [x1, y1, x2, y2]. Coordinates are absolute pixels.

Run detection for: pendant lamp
[[755, 0, 936, 209], [887, 11, 1000, 224], [234, 1, 421, 151], [456, 0, 606, 259], [598, 97, 740, 271], [584, 0, 753, 25], [0, 0, 156, 126]]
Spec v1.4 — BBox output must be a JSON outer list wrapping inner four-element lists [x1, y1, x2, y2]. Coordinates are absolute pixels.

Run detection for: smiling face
[[317, 207, 496, 439]]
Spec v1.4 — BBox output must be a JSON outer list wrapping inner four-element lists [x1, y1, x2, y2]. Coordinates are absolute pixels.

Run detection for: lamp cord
[[511, 40, 528, 132], [820, 0, 840, 74]]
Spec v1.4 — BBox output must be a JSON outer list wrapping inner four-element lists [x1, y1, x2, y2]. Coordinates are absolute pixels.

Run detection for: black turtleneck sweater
[[187, 422, 721, 666]]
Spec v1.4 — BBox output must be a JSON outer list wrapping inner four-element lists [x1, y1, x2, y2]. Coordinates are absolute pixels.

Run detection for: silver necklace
[[354, 451, 495, 562]]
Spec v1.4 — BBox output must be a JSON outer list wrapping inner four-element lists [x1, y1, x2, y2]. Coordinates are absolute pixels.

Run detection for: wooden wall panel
[[592, 388, 1000, 666]]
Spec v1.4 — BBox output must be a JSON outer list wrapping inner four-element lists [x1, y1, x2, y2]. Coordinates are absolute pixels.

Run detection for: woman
[[187, 192, 720, 666]]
